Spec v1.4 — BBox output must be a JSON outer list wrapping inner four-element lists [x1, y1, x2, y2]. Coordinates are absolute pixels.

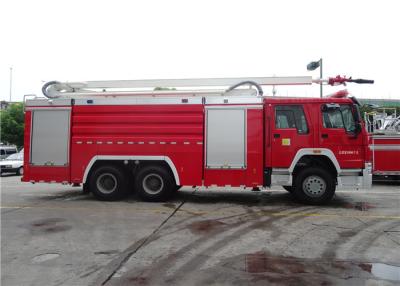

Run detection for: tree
[[1, 103, 24, 148]]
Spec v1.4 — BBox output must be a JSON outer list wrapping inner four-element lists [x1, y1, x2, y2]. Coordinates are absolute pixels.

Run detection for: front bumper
[[362, 162, 373, 189], [337, 162, 372, 190]]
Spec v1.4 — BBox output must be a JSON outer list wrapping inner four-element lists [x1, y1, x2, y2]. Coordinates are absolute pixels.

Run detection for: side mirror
[[352, 104, 361, 122], [355, 122, 362, 134]]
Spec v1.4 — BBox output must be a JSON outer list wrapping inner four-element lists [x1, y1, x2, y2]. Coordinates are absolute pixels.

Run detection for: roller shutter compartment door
[[30, 110, 70, 166]]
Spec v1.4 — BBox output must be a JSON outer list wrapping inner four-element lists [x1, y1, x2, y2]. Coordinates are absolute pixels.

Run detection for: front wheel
[[135, 165, 174, 202], [293, 167, 335, 205]]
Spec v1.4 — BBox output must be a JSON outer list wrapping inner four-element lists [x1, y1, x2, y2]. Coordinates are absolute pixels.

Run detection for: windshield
[[322, 104, 356, 132], [5, 153, 23, 160], [340, 105, 356, 132]]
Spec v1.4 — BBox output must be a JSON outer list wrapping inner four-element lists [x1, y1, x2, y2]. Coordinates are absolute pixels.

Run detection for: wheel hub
[[143, 174, 164, 195], [302, 175, 326, 197], [96, 173, 117, 194]]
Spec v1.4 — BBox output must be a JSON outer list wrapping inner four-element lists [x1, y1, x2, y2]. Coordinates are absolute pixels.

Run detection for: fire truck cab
[[22, 76, 372, 204]]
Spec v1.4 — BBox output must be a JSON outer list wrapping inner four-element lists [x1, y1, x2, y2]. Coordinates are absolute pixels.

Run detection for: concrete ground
[[1, 174, 399, 286]]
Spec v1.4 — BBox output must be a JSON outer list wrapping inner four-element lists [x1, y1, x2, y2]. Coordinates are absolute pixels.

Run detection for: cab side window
[[322, 104, 356, 132], [275, 105, 309, 134]]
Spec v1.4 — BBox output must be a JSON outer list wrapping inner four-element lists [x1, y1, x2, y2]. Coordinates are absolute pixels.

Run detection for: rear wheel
[[135, 165, 174, 202], [89, 165, 128, 201], [293, 167, 335, 205]]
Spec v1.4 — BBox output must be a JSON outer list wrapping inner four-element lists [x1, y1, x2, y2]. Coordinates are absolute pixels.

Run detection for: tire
[[89, 165, 128, 201], [293, 167, 335, 205], [17, 167, 23, 176], [283, 186, 294, 193], [135, 165, 174, 202]]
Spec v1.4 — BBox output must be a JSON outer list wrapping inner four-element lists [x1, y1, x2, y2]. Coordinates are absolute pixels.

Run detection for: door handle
[[321, 134, 328, 139], [273, 134, 280, 138]]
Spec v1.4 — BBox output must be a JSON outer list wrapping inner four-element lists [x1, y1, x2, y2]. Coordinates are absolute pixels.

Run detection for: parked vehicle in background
[[0, 152, 24, 175], [0, 145, 18, 160]]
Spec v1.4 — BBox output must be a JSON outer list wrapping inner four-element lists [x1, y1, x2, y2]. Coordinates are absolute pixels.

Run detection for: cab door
[[269, 104, 313, 168], [318, 103, 364, 169]]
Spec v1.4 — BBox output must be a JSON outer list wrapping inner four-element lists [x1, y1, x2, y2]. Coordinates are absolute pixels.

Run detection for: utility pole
[[9, 67, 13, 102]]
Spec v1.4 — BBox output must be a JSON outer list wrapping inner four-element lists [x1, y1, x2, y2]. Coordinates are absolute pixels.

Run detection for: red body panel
[[70, 105, 204, 185]]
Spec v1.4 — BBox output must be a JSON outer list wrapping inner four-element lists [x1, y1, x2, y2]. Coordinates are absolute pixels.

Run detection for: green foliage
[[359, 105, 373, 115], [1, 103, 24, 148]]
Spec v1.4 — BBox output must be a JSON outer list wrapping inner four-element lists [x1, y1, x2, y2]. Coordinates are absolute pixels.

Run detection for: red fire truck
[[22, 76, 374, 204]]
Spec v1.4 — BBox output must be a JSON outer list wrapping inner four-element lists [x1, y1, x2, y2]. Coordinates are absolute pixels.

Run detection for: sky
[[0, 0, 399, 101]]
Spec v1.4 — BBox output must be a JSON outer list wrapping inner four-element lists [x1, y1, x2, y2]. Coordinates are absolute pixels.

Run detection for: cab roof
[[263, 96, 354, 104]]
